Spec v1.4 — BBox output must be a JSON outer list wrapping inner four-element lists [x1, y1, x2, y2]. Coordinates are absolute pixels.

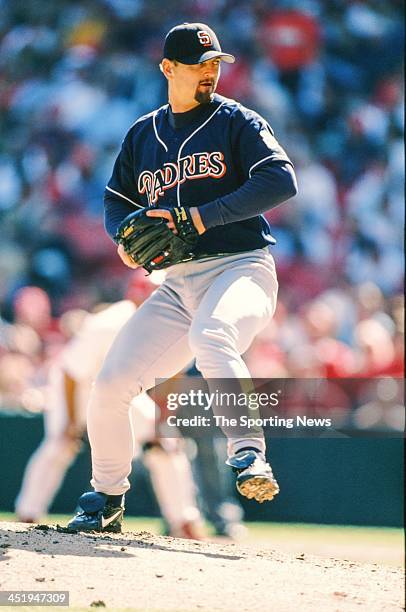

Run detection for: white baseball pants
[[88, 248, 278, 495]]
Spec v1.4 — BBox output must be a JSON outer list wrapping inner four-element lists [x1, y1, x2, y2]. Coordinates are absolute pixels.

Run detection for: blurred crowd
[[0, 0, 404, 416]]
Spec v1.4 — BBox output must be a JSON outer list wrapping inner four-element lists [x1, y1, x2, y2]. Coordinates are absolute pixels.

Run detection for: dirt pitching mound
[[0, 522, 403, 611]]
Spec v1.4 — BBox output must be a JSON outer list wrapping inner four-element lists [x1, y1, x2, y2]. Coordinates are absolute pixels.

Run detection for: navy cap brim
[[176, 50, 235, 65]]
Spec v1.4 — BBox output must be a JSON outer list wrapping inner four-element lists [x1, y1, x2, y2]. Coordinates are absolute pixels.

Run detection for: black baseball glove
[[115, 206, 199, 273]]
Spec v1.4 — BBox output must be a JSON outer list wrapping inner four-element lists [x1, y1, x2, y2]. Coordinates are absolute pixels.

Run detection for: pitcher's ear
[[160, 59, 176, 78]]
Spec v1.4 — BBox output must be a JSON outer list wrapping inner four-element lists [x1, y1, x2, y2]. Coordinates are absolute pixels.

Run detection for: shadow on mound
[[0, 523, 244, 561]]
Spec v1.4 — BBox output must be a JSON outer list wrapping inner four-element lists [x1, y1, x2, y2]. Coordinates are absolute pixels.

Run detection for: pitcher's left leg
[[189, 250, 279, 502]]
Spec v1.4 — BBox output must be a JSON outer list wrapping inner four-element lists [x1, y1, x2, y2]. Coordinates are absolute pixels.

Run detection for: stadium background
[[0, 0, 403, 530]]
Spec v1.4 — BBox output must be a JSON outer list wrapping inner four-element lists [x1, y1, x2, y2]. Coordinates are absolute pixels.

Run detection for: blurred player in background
[[180, 364, 247, 539], [15, 271, 203, 538]]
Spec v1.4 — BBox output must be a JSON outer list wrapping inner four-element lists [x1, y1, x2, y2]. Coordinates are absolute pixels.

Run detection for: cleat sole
[[67, 524, 122, 534], [237, 476, 280, 503]]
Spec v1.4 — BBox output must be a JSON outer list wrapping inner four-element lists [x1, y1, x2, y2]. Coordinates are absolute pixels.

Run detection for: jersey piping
[[105, 186, 143, 209], [153, 109, 169, 152], [249, 155, 277, 178], [176, 101, 226, 206]]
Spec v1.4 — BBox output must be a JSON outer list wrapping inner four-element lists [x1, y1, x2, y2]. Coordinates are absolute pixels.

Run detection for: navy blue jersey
[[105, 93, 295, 256]]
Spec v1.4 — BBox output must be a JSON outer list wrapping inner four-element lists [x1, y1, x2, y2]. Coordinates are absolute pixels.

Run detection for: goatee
[[194, 90, 213, 104]]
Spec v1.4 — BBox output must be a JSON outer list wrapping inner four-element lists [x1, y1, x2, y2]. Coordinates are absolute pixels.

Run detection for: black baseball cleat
[[226, 449, 280, 503], [67, 492, 124, 533]]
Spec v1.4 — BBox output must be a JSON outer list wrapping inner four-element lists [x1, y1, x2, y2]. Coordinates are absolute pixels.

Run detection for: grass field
[[1, 512, 403, 566]]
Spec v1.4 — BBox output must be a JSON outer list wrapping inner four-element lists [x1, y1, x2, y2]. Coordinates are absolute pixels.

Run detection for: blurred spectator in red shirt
[[260, 9, 321, 72]]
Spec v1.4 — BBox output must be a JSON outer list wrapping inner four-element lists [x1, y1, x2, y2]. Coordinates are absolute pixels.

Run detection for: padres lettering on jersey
[[138, 152, 226, 205], [106, 94, 292, 255]]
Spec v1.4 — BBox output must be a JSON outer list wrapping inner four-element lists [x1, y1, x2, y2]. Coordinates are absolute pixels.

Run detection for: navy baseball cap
[[163, 23, 235, 65]]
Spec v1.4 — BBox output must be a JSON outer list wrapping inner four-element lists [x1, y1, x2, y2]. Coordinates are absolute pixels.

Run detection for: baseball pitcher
[[68, 22, 297, 533]]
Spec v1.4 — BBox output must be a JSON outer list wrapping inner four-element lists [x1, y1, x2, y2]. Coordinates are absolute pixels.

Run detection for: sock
[[106, 494, 125, 507]]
